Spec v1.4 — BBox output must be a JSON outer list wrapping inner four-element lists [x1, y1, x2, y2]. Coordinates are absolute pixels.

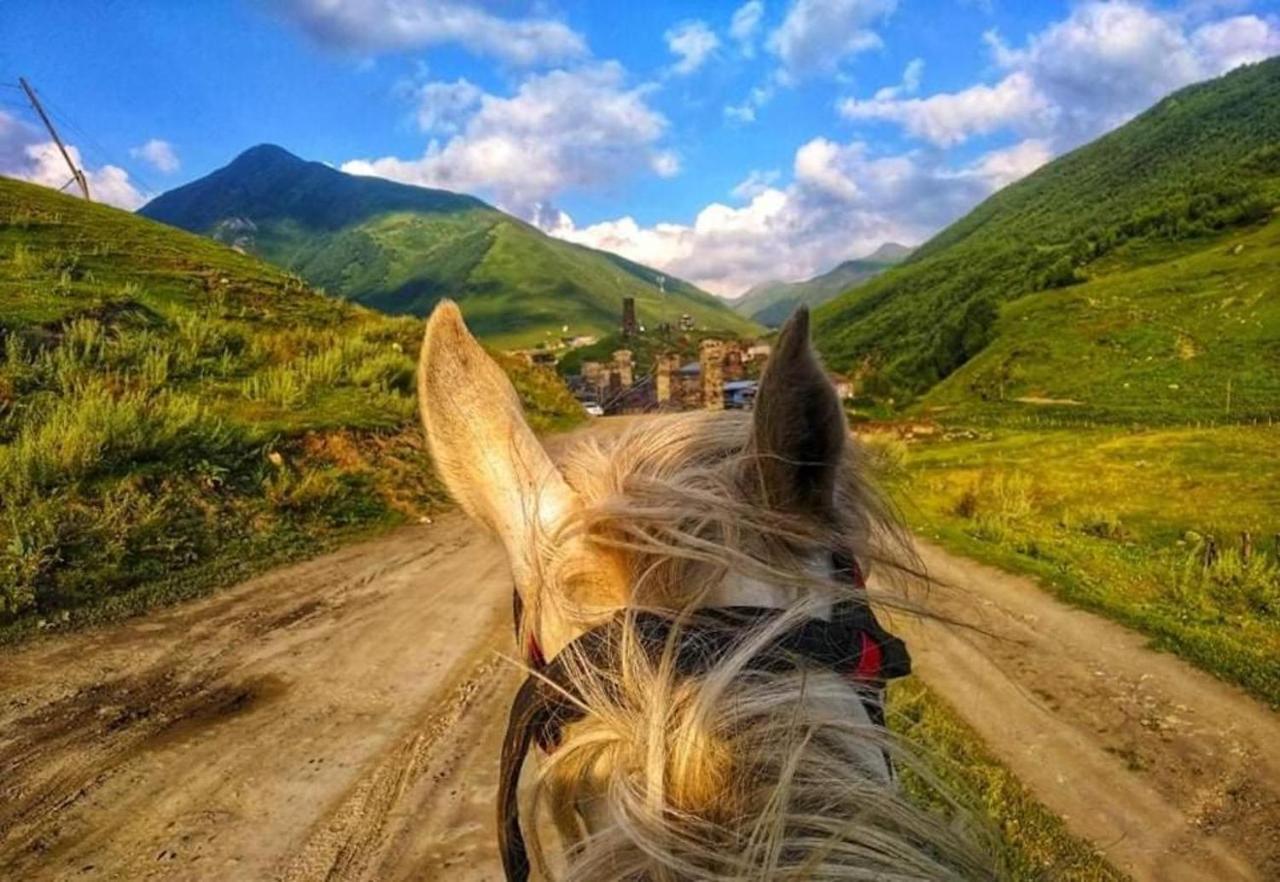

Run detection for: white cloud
[[729, 1, 765, 56], [412, 78, 483, 133], [0, 111, 146, 210], [724, 82, 776, 124], [342, 63, 671, 219], [730, 168, 781, 200], [666, 20, 720, 76], [841, 2, 1280, 150], [873, 57, 924, 100], [767, 0, 897, 80], [972, 138, 1053, 188], [841, 70, 1049, 147], [1191, 14, 1280, 72], [267, 0, 587, 66], [553, 136, 1028, 296], [129, 138, 179, 174]]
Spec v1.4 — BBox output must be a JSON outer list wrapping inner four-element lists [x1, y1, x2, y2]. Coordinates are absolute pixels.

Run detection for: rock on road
[[1, 523, 1277, 881]]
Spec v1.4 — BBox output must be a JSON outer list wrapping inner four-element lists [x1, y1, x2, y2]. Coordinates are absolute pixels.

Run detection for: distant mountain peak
[[730, 243, 913, 327], [235, 143, 299, 161], [865, 242, 913, 262]]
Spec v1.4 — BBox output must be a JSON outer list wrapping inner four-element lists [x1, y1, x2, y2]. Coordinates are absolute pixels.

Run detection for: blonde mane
[[416, 301, 1000, 881], [519, 412, 1000, 881]]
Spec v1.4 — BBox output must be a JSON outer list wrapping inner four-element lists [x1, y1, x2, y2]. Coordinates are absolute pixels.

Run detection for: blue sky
[[2, 1, 1278, 294]]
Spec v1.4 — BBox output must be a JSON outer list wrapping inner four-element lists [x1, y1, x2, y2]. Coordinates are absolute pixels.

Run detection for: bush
[[859, 433, 909, 480], [0, 381, 245, 499]]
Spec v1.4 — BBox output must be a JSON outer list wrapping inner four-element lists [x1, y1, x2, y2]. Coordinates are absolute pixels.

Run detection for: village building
[[828, 372, 855, 401], [621, 297, 639, 337], [567, 301, 797, 416]]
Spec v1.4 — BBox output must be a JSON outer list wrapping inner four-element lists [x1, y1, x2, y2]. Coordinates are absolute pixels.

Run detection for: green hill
[[139, 145, 757, 348], [0, 175, 581, 638], [731, 243, 911, 327], [814, 57, 1280, 407], [921, 219, 1280, 423]]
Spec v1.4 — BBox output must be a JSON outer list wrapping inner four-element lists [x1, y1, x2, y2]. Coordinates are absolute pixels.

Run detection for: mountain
[[0, 174, 581, 633], [139, 145, 758, 348], [730, 243, 912, 328], [813, 56, 1280, 408]]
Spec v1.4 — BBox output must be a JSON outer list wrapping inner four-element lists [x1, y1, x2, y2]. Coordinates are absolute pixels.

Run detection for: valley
[[1, 32, 1278, 882]]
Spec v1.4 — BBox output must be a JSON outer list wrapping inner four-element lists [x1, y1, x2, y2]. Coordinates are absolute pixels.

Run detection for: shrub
[[859, 433, 909, 480], [1165, 539, 1280, 620], [352, 349, 415, 394], [0, 381, 244, 499]]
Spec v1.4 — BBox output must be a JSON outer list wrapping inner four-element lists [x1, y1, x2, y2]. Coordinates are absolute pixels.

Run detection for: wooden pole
[[18, 76, 91, 202]]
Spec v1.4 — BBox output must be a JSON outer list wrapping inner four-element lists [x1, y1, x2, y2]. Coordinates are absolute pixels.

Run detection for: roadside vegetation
[[869, 426, 1280, 706], [0, 177, 582, 641], [891, 679, 1126, 882]]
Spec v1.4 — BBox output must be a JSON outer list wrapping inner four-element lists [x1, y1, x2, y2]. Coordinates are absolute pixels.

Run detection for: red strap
[[526, 633, 546, 669], [853, 631, 882, 680]]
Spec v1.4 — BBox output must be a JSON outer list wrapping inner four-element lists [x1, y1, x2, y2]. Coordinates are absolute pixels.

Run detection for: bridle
[[497, 552, 912, 882]]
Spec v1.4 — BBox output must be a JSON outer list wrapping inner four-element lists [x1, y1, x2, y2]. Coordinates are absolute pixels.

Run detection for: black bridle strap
[[499, 675, 542, 882], [496, 599, 910, 882]]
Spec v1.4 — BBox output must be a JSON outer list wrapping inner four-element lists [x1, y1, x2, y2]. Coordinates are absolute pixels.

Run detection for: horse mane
[[520, 411, 1001, 881]]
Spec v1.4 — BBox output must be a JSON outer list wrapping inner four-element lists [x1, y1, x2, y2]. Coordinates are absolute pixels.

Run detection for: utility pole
[[18, 76, 91, 202]]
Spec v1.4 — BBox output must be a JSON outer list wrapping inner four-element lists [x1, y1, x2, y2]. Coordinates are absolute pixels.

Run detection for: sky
[[2, 1, 1278, 297]]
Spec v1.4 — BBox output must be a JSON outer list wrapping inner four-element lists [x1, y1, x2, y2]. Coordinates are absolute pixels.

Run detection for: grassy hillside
[[731, 243, 911, 327], [877, 423, 1280, 706], [921, 218, 1280, 423], [0, 175, 582, 639], [139, 145, 758, 348], [815, 57, 1280, 400]]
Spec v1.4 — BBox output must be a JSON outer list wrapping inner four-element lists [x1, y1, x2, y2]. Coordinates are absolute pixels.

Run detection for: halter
[[497, 553, 912, 882]]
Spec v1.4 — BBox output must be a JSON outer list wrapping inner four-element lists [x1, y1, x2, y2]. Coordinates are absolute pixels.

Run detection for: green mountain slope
[[139, 145, 757, 348], [731, 243, 912, 327], [0, 175, 581, 636], [814, 57, 1280, 402], [923, 219, 1280, 422]]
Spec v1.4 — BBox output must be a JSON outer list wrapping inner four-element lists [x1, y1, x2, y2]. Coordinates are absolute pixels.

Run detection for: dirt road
[[2, 521, 1277, 881]]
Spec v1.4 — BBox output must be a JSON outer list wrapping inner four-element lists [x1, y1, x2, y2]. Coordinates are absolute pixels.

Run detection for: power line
[[37, 92, 161, 197]]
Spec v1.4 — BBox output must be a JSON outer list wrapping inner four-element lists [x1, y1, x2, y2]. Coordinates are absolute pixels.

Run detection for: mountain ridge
[[813, 56, 1280, 403], [140, 145, 758, 347], [730, 242, 913, 327]]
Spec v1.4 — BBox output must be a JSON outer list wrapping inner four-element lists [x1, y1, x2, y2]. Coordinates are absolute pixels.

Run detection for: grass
[[879, 424, 1280, 707], [890, 679, 1126, 881], [921, 218, 1280, 424], [0, 176, 584, 639]]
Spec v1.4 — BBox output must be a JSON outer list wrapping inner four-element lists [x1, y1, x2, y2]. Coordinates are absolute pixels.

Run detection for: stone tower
[[612, 349, 634, 388], [621, 297, 638, 337], [655, 353, 680, 405], [699, 339, 725, 411]]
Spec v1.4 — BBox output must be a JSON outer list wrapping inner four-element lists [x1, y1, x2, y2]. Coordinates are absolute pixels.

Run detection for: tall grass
[[0, 380, 243, 500], [901, 426, 1280, 705]]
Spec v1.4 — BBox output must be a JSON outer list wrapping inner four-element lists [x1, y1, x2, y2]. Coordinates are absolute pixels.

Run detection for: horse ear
[[418, 301, 577, 591], [749, 306, 846, 514]]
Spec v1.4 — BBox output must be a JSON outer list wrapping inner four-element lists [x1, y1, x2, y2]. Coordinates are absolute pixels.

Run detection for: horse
[[417, 300, 997, 881]]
